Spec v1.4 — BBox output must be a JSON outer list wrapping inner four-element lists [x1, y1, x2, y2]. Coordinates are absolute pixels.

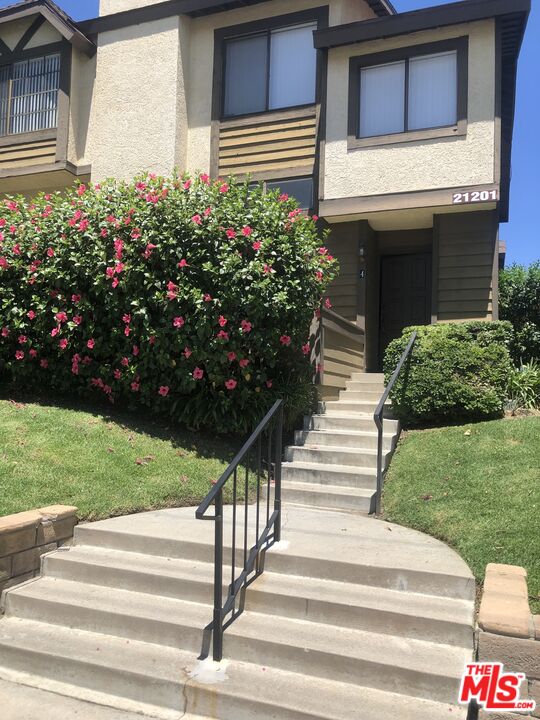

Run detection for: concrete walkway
[[0, 505, 475, 719]]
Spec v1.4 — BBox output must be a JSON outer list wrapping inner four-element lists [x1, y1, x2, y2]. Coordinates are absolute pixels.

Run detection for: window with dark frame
[[248, 177, 314, 211], [223, 22, 317, 118], [348, 38, 468, 147], [0, 53, 60, 136]]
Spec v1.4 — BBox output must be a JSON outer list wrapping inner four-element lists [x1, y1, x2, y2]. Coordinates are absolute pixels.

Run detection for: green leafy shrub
[[384, 322, 513, 425], [0, 173, 337, 434], [499, 262, 540, 363], [506, 359, 540, 411]]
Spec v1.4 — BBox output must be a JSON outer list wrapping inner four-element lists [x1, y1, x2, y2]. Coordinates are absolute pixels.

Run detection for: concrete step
[[339, 390, 387, 401], [349, 372, 385, 383], [0, 617, 467, 720], [42, 546, 473, 647], [3, 578, 470, 704], [305, 413, 399, 433], [281, 480, 376, 513], [345, 380, 386, 392], [294, 428, 396, 451], [285, 445, 389, 469], [323, 400, 395, 416], [71, 508, 476, 601], [282, 461, 378, 489]]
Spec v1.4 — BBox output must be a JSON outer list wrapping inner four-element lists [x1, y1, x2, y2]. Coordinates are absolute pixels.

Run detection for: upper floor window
[[0, 53, 60, 136], [359, 51, 457, 138], [223, 22, 317, 118], [348, 38, 468, 148]]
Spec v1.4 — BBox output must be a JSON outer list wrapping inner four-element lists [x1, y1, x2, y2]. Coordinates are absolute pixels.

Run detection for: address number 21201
[[452, 189, 499, 204]]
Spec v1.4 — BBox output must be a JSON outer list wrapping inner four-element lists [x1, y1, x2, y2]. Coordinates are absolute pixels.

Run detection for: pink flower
[[120, 357, 129, 367], [149, 335, 156, 345], [27, 310, 36, 320], [51, 327, 59, 337], [252, 241, 261, 251], [318, 247, 328, 255], [225, 228, 236, 239], [12, 244, 21, 255], [113, 369, 121, 380], [29, 349, 38, 358], [183, 347, 192, 359], [178, 258, 189, 268], [203, 294, 212, 302], [263, 264, 274, 274], [87, 339, 95, 349], [18, 335, 27, 344], [219, 183, 229, 194], [183, 179, 192, 191], [278, 194, 288, 202], [82, 356, 92, 365], [225, 379, 237, 391], [124, 325, 131, 336], [55, 312, 67, 323], [191, 214, 202, 225], [132, 345, 140, 356], [173, 316, 185, 328], [218, 315, 227, 327], [59, 338, 68, 350], [241, 320, 252, 334], [324, 297, 332, 309], [302, 343, 311, 356], [15, 350, 24, 360], [200, 173, 210, 184], [158, 386, 169, 397], [112, 278, 119, 289], [131, 229, 141, 240], [131, 381, 140, 392], [239, 359, 249, 368], [73, 315, 82, 325], [78, 219, 89, 233], [46, 247, 54, 257], [266, 380, 273, 388], [315, 270, 323, 282], [227, 351, 237, 362], [40, 359, 48, 369], [193, 367, 204, 380], [122, 314, 131, 324], [114, 238, 124, 260], [72, 294, 81, 304], [114, 263, 124, 274], [312, 215, 319, 222], [1, 327, 9, 337], [106, 266, 115, 279], [280, 335, 291, 346], [217, 330, 229, 341], [77, 184, 87, 196], [204, 207, 212, 217], [0, 256, 9, 269], [242, 226, 253, 237]]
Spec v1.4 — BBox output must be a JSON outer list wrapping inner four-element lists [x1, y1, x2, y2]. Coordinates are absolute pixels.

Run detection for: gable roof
[[0, 0, 95, 56]]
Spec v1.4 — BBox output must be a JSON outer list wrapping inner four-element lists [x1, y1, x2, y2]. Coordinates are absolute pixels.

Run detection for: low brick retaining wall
[[478, 563, 540, 718], [0, 505, 78, 595]]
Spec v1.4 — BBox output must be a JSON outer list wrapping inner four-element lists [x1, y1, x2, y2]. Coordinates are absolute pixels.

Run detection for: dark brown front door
[[379, 253, 431, 367]]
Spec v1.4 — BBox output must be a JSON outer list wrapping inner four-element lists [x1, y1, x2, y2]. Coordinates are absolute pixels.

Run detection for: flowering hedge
[[0, 173, 337, 433]]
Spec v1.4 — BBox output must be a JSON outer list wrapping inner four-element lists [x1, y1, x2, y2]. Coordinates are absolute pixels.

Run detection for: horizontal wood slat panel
[[439, 253, 494, 269], [439, 265, 493, 280], [0, 139, 56, 169], [219, 112, 317, 177], [438, 289, 493, 302], [438, 242, 494, 257], [438, 278, 494, 292]]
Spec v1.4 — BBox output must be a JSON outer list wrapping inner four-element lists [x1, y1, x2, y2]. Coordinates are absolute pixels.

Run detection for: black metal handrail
[[373, 331, 417, 514], [196, 399, 284, 661]]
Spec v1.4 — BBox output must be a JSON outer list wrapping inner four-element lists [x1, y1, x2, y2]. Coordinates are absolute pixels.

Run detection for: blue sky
[[1, 0, 537, 265]]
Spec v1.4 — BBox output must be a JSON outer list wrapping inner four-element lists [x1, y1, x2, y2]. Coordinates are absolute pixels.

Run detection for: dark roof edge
[[313, 0, 530, 49], [0, 0, 95, 56]]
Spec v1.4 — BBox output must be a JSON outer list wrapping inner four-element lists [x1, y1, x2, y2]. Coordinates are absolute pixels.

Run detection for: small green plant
[[506, 359, 540, 411], [384, 322, 513, 425]]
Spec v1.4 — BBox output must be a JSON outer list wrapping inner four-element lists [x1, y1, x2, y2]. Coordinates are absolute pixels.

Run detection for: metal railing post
[[274, 402, 284, 543], [212, 489, 224, 662]]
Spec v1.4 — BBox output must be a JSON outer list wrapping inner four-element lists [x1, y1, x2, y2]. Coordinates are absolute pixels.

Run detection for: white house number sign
[[452, 189, 499, 204]]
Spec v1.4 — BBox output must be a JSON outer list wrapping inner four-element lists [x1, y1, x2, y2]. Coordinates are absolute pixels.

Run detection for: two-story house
[[0, 0, 530, 376]]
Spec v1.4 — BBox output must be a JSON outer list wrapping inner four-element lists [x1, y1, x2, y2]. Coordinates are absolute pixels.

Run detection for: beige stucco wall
[[186, 0, 375, 173], [84, 15, 190, 181], [323, 19, 497, 200], [99, 0, 165, 15]]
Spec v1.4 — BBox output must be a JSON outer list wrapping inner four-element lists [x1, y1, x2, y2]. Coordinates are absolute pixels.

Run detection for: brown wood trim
[[313, 0, 530, 50], [347, 37, 468, 151], [0, 37, 10, 55], [14, 15, 45, 54], [0, 41, 63, 68], [491, 215, 500, 321], [0, 128, 57, 149], [431, 216, 440, 323], [0, 159, 90, 180], [55, 40, 71, 164], [320, 183, 500, 217], [219, 106, 317, 130], [228, 166, 314, 183]]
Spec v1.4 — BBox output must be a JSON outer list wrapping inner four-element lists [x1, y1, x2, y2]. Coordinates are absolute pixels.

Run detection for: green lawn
[[0, 397, 236, 521], [383, 416, 540, 613]]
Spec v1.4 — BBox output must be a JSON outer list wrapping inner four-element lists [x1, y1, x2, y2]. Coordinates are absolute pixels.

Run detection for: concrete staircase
[[283, 373, 399, 514], [0, 507, 474, 720]]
